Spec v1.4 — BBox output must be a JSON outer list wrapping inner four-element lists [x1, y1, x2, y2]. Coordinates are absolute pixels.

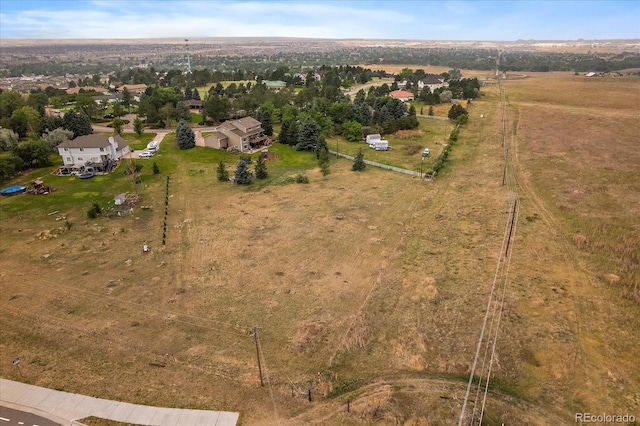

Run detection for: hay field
[[1, 72, 639, 425]]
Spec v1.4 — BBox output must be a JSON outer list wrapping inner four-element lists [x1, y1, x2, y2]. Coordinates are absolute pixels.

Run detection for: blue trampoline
[[0, 185, 26, 196]]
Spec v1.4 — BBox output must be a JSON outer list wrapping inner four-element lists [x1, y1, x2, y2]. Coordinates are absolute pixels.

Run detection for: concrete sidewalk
[[0, 379, 239, 426]]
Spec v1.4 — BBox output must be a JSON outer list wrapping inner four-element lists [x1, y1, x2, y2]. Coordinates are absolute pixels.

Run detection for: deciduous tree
[[342, 120, 363, 142], [112, 118, 124, 135], [11, 106, 41, 138], [41, 128, 73, 150], [133, 117, 144, 136], [0, 129, 19, 151]]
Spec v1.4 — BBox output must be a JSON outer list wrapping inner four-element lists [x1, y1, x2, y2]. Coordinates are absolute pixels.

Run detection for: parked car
[[103, 113, 114, 119], [422, 148, 430, 157], [138, 151, 153, 158]]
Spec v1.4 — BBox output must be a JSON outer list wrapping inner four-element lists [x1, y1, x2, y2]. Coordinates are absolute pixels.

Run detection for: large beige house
[[203, 117, 270, 153]]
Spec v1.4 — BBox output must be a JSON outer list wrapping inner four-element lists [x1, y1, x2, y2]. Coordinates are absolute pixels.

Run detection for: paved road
[[0, 405, 60, 426], [0, 379, 238, 426]]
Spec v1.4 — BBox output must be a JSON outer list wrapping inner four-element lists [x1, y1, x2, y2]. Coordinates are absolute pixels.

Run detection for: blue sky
[[0, 0, 638, 40]]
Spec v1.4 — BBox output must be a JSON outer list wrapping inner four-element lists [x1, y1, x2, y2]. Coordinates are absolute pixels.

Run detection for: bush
[[87, 203, 101, 219], [295, 174, 309, 184]]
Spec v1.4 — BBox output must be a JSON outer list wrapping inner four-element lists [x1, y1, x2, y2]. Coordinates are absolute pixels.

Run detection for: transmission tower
[[184, 38, 192, 74]]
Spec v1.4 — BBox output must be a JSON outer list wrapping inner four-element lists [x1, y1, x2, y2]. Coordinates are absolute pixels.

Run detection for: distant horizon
[[1, 1, 639, 41], [2, 36, 639, 45]]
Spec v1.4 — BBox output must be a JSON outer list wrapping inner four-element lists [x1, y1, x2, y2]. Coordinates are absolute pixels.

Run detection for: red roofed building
[[389, 90, 415, 102]]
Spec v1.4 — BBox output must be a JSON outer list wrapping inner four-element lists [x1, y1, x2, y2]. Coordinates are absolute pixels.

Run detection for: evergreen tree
[[448, 104, 469, 121], [176, 119, 195, 149], [278, 119, 291, 145], [352, 148, 366, 171], [254, 156, 268, 179], [234, 159, 253, 185], [192, 88, 201, 101], [62, 110, 93, 138], [216, 161, 229, 181], [314, 135, 327, 159], [255, 108, 273, 136], [296, 117, 321, 152], [279, 119, 298, 146], [152, 162, 160, 175], [428, 105, 434, 116], [318, 147, 330, 177]]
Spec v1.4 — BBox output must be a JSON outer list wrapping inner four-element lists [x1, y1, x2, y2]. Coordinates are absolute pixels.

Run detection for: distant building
[[389, 90, 415, 102], [417, 75, 449, 91], [263, 80, 287, 91], [183, 99, 203, 112]]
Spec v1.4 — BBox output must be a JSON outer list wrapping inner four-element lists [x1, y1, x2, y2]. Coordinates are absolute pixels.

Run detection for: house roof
[[204, 131, 227, 141], [389, 90, 414, 99], [184, 99, 203, 107], [66, 86, 105, 95], [216, 117, 263, 136], [120, 84, 148, 93], [92, 93, 123, 101], [264, 80, 287, 88], [419, 75, 445, 84], [57, 135, 129, 150]]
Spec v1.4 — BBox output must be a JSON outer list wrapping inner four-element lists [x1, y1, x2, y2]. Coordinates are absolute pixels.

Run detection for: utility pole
[[252, 327, 264, 387], [184, 39, 192, 74]]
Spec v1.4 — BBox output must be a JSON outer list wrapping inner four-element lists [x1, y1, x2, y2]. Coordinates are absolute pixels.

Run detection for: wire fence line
[[328, 150, 423, 177]]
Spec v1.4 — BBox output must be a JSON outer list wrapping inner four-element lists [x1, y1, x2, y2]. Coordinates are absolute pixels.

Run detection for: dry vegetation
[[0, 72, 638, 425]]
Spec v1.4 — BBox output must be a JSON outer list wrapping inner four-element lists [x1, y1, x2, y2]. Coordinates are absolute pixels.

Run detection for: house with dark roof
[[417, 75, 449, 91], [183, 99, 203, 112], [57, 135, 130, 174], [203, 117, 270, 153]]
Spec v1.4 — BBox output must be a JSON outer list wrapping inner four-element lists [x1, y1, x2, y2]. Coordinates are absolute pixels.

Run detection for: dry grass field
[[1, 71, 638, 425]]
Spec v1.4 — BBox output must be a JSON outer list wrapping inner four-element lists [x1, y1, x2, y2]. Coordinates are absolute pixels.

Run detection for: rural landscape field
[[1, 62, 638, 426]]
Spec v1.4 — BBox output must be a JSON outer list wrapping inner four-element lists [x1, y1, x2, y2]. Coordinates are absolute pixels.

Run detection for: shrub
[[295, 174, 309, 184], [87, 203, 101, 219]]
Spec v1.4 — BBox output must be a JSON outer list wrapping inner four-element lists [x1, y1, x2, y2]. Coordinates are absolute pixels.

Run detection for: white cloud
[[1, 0, 638, 40]]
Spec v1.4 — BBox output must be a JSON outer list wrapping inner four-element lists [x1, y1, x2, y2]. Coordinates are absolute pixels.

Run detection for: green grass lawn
[[332, 117, 452, 172], [120, 133, 156, 151], [1, 117, 450, 221]]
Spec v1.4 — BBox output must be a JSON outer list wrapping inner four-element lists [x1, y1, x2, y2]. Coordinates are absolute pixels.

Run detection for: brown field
[[1, 72, 639, 425]]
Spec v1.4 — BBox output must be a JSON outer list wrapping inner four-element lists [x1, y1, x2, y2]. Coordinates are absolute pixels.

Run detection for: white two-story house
[[417, 75, 449, 92], [57, 135, 130, 174]]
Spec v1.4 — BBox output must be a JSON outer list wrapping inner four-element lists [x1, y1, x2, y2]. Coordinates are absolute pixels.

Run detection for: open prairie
[[0, 72, 638, 425]]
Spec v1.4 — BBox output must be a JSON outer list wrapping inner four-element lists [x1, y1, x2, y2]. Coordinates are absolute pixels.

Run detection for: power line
[[459, 76, 520, 425]]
